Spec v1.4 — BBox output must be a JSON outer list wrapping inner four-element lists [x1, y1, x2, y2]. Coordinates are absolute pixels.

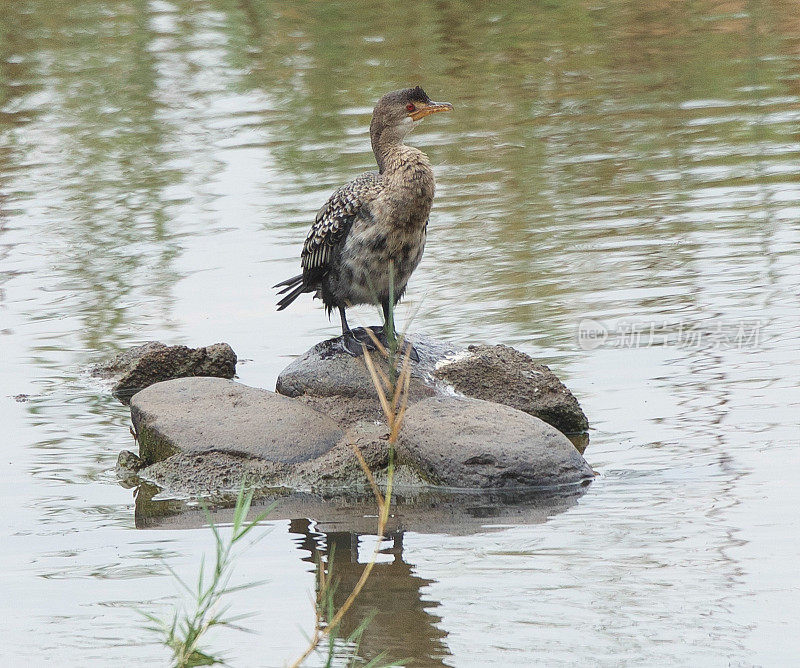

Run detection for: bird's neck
[[373, 137, 401, 174], [371, 121, 406, 174], [373, 142, 432, 181], [372, 143, 436, 227], [370, 126, 435, 222]]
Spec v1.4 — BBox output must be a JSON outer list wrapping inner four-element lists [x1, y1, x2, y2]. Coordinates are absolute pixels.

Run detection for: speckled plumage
[[301, 171, 382, 295], [275, 87, 449, 334]]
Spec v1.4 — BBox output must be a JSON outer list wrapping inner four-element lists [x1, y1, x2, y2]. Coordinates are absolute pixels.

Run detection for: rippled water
[[2, 1, 799, 665]]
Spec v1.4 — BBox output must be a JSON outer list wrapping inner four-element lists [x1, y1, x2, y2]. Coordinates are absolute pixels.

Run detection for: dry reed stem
[[362, 326, 388, 358], [350, 439, 385, 510], [289, 342, 412, 668], [391, 366, 412, 443], [289, 488, 388, 667], [361, 346, 393, 419], [361, 328, 391, 391], [391, 352, 413, 415]]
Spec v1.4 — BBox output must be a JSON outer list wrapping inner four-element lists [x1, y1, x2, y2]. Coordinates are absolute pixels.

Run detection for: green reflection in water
[[208, 0, 799, 354], [2, 0, 185, 355], [3, 0, 797, 357]]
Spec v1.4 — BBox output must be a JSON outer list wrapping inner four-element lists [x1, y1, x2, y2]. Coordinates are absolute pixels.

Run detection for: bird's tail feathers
[[274, 274, 308, 310], [273, 273, 303, 292]]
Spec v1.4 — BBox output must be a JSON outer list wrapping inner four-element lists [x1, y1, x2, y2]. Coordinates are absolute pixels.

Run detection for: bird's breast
[[338, 215, 427, 302], [373, 158, 435, 229]]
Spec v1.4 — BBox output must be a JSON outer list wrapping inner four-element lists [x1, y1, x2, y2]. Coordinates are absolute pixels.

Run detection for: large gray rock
[[398, 396, 593, 489], [130, 377, 342, 465], [434, 345, 589, 434], [93, 341, 237, 404], [129, 421, 429, 497]]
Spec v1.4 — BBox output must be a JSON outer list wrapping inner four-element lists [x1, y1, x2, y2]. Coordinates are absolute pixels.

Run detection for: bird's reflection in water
[[289, 518, 450, 666]]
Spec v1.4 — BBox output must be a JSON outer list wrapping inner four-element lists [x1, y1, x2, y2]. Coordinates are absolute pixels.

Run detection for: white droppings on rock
[[434, 349, 475, 371]]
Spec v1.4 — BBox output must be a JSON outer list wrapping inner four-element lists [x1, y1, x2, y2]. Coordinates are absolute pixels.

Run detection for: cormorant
[[274, 86, 452, 354]]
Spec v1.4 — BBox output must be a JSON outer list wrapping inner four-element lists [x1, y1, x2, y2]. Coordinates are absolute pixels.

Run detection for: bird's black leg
[[340, 306, 363, 356], [382, 300, 392, 334], [339, 306, 351, 336]]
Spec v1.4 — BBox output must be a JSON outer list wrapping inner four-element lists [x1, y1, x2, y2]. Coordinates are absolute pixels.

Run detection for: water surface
[[2, 0, 799, 665]]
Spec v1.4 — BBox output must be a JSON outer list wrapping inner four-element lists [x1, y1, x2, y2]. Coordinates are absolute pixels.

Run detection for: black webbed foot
[[339, 327, 419, 362], [340, 327, 383, 357]]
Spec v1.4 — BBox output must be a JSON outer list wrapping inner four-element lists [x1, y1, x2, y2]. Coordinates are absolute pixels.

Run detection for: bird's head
[[370, 86, 453, 148]]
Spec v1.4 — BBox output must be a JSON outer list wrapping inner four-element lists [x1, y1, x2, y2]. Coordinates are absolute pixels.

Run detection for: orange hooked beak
[[409, 101, 454, 121]]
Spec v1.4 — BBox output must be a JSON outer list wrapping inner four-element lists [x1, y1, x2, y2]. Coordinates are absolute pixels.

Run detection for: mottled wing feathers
[[274, 170, 382, 311], [301, 171, 381, 278]]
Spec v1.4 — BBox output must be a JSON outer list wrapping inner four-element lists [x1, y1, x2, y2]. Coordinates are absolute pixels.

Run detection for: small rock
[[117, 449, 144, 472], [398, 396, 593, 489], [94, 341, 237, 404], [130, 377, 343, 465], [116, 449, 145, 489], [92, 342, 168, 377], [434, 344, 589, 434]]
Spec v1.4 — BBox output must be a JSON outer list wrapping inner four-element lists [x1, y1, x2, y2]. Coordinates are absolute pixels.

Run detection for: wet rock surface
[[138, 451, 292, 497], [398, 396, 593, 489], [130, 377, 342, 465], [132, 420, 427, 497], [93, 341, 237, 404], [276, 330, 451, 401], [434, 344, 589, 434]]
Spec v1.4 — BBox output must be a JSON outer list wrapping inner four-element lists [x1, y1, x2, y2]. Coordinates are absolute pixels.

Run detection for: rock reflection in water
[[131, 483, 588, 663], [291, 521, 449, 666]]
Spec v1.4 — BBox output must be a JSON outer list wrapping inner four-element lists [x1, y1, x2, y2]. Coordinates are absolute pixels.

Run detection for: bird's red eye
[[406, 103, 415, 112]]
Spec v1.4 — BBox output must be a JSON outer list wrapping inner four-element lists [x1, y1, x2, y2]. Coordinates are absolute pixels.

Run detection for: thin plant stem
[[362, 343, 393, 419], [141, 483, 272, 668], [350, 440, 385, 510], [290, 279, 413, 667]]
